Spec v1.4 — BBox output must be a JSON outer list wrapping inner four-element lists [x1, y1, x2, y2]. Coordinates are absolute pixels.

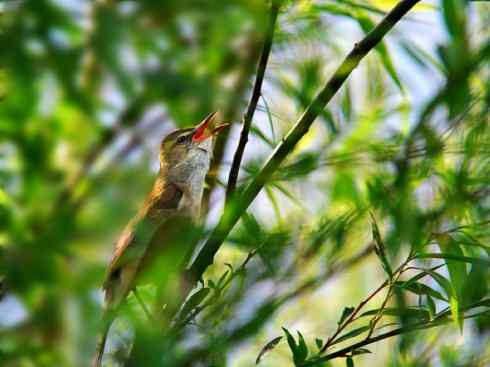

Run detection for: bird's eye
[[176, 135, 188, 144]]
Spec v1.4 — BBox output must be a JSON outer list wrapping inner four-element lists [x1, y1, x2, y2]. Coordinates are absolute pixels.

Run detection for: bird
[[92, 112, 229, 367]]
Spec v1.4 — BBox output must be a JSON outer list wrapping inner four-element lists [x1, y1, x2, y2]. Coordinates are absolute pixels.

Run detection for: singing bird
[[92, 112, 229, 367]]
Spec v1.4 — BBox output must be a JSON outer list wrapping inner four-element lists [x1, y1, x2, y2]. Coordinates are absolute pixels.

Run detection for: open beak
[[192, 112, 230, 142]]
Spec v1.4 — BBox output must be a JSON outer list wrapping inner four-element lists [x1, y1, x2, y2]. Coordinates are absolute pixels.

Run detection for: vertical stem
[[202, 36, 261, 213], [225, 1, 280, 200]]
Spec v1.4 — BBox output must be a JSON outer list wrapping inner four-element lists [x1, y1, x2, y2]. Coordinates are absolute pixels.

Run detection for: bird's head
[[159, 112, 229, 184]]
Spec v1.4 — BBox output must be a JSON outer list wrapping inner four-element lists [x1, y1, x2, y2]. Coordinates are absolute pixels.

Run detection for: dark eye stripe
[[176, 133, 192, 144], [161, 127, 194, 147]]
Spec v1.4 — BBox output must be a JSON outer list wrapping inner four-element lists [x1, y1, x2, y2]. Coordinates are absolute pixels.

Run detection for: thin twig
[[317, 299, 490, 362], [202, 36, 263, 213], [173, 247, 260, 331], [173, 245, 377, 367], [365, 268, 403, 339], [226, 1, 280, 200], [319, 255, 413, 354]]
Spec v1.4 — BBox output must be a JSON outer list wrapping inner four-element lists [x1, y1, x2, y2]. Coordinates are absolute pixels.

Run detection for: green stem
[[316, 299, 490, 363], [189, 0, 421, 284]]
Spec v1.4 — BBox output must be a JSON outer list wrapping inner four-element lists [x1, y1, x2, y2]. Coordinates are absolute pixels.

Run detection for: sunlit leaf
[[356, 14, 404, 93]]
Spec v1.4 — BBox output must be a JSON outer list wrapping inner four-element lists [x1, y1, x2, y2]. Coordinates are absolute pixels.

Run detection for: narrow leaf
[[437, 235, 467, 332], [462, 263, 488, 305], [251, 125, 275, 148], [296, 331, 308, 363], [179, 287, 210, 320], [338, 307, 355, 326], [256, 336, 282, 365], [415, 253, 490, 266], [359, 307, 430, 320], [282, 327, 297, 356], [426, 295, 436, 319], [332, 325, 371, 345], [399, 264, 444, 289], [425, 270, 453, 299], [216, 270, 230, 289], [357, 14, 404, 92], [371, 215, 393, 278], [352, 348, 371, 355], [396, 280, 448, 302]]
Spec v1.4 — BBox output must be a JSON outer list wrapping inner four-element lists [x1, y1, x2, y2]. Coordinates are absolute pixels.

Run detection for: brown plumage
[[92, 112, 228, 367]]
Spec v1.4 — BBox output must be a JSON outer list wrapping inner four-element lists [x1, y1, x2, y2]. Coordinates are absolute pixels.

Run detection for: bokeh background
[[0, 0, 489, 366]]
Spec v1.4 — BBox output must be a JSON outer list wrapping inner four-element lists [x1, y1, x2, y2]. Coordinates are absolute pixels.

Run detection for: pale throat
[[159, 154, 210, 220]]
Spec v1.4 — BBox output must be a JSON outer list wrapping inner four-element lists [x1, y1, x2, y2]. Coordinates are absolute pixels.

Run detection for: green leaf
[[426, 295, 436, 319], [242, 212, 265, 242], [341, 83, 352, 123], [396, 280, 448, 302], [315, 338, 323, 350], [216, 270, 230, 289], [356, 14, 403, 93], [401, 40, 446, 73], [338, 307, 355, 326], [282, 327, 298, 358], [251, 125, 275, 148], [179, 287, 210, 320], [371, 215, 392, 278], [346, 356, 354, 367], [296, 331, 309, 363], [265, 187, 282, 223], [399, 264, 444, 288], [359, 307, 430, 321], [275, 153, 319, 181], [271, 183, 304, 208], [455, 232, 490, 256], [435, 235, 468, 299], [352, 348, 371, 355], [260, 94, 276, 142], [256, 336, 282, 365], [321, 108, 338, 134], [442, 0, 466, 40], [429, 235, 468, 333], [425, 270, 453, 300], [331, 172, 361, 206], [462, 263, 488, 306], [415, 253, 490, 266], [332, 325, 371, 345], [449, 296, 462, 332]]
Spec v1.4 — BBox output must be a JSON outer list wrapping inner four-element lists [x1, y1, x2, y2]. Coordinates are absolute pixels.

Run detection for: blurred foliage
[[0, 0, 489, 367]]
